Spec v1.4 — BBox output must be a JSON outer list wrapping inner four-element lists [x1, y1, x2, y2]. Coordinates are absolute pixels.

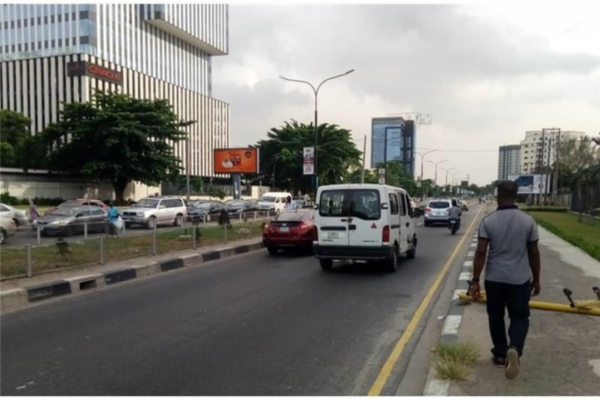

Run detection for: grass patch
[[527, 212, 600, 262], [433, 342, 480, 381], [433, 360, 470, 381], [0, 222, 264, 278], [520, 206, 567, 213]]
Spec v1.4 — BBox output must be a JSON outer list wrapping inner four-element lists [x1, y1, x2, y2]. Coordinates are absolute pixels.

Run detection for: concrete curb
[[423, 226, 479, 395], [1, 240, 264, 314]]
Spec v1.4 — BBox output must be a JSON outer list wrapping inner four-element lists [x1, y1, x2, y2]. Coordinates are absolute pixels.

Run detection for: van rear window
[[319, 189, 381, 220]]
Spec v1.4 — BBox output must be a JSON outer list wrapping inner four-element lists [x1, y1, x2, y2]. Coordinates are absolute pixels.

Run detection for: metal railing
[[1, 211, 274, 279]]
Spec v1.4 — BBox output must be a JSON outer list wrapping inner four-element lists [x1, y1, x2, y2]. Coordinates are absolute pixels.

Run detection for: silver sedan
[[0, 203, 29, 227]]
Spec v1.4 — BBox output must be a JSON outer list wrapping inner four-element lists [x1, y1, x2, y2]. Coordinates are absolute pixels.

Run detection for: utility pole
[[441, 167, 456, 197], [415, 150, 436, 199], [428, 159, 448, 197], [538, 129, 546, 206], [361, 135, 366, 184], [552, 128, 561, 205]]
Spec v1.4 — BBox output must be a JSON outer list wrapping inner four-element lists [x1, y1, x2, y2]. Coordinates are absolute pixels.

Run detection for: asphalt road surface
[[0, 205, 483, 396]]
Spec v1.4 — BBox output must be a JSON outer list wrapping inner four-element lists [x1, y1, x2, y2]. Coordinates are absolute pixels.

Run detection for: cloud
[[213, 4, 600, 185]]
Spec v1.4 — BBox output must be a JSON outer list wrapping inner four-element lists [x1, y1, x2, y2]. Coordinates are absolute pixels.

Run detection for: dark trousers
[[485, 280, 531, 357]]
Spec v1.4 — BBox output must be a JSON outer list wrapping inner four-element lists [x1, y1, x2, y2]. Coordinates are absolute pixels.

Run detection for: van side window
[[389, 193, 399, 215], [399, 194, 407, 216]]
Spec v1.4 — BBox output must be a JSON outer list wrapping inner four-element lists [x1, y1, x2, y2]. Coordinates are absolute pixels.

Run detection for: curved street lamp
[[415, 150, 436, 198], [441, 166, 457, 196], [427, 159, 448, 196], [280, 69, 355, 191]]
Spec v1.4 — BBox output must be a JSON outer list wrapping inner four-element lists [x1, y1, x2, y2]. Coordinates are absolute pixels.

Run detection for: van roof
[[317, 183, 409, 194], [261, 192, 292, 196]]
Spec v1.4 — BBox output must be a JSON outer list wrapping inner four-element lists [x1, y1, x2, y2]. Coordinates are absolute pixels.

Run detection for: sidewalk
[[449, 226, 600, 395]]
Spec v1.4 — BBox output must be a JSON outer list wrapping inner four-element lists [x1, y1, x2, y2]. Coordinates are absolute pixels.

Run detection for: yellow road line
[[367, 205, 486, 396]]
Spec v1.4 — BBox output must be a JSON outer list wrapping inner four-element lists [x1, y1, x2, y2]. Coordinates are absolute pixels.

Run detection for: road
[[0, 205, 483, 396]]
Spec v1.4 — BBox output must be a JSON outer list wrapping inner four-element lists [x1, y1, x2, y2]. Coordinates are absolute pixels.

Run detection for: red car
[[263, 209, 315, 255]]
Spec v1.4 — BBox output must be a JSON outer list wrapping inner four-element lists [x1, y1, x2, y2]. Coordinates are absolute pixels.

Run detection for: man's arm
[[527, 241, 541, 296], [470, 239, 489, 299]]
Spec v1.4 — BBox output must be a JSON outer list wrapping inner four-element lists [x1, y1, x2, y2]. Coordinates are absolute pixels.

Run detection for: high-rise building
[[371, 117, 415, 176], [519, 130, 585, 174], [1, 4, 229, 178], [498, 145, 521, 180]]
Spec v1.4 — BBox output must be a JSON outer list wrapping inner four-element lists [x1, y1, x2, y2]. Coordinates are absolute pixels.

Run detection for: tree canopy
[[252, 120, 361, 195], [0, 109, 45, 171], [557, 136, 600, 191], [41, 91, 193, 203]]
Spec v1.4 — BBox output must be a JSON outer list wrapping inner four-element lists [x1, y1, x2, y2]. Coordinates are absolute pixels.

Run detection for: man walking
[[470, 181, 541, 379]]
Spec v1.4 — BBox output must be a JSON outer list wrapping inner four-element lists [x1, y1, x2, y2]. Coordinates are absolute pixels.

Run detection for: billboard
[[507, 174, 551, 195], [303, 147, 314, 175], [214, 148, 259, 174]]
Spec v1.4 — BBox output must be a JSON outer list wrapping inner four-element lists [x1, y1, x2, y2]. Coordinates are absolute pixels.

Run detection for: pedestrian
[[107, 202, 120, 236], [28, 198, 40, 222], [470, 180, 541, 379]]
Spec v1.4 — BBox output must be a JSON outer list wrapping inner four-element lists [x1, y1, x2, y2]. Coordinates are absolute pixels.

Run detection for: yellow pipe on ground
[[458, 292, 600, 317]]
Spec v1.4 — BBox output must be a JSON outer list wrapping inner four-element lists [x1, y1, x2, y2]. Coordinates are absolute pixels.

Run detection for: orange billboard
[[214, 148, 259, 174]]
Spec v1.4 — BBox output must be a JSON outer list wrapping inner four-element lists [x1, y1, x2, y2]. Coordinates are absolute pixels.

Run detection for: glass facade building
[[371, 117, 415, 176], [1, 4, 229, 178]]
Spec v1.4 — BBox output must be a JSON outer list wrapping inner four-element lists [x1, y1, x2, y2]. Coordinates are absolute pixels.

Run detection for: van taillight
[[382, 225, 390, 243]]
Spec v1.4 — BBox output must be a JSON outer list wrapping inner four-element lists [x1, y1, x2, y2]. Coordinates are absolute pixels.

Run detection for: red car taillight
[[263, 224, 270, 234], [382, 225, 390, 243], [425, 207, 432, 213]]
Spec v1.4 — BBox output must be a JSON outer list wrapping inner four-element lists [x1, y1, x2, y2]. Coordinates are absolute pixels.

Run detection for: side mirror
[[159, 204, 167, 209]]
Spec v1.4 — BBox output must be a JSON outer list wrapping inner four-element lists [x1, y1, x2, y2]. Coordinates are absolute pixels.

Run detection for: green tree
[[347, 168, 378, 184], [252, 120, 361, 194], [375, 161, 418, 197], [557, 136, 600, 191], [42, 91, 193, 203], [0, 109, 46, 171]]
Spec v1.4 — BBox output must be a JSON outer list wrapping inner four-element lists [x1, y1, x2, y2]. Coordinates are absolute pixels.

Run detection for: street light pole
[[280, 69, 355, 193], [441, 167, 457, 196], [427, 159, 448, 197], [415, 150, 436, 198]]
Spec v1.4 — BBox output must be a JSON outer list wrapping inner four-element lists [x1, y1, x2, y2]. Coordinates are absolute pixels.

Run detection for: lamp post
[[427, 159, 448, 197], [415, 150, 436, 199], [441, 167, 457, 196], [449, 171, 461, 197], [280, 69, 355, 192]]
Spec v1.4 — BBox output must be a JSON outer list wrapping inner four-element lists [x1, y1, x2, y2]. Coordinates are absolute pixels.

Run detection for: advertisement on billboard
[[507, 174, 551, 195], [303, 147, 314, 175], [214, 148, 259, 174], [378, 168, 386, 184]]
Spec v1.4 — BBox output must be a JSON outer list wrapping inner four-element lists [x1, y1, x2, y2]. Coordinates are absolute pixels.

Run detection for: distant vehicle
[[263, 209, 315, 254], [415, 198, 430, 217], [424, 199, 452, 227], [257, 192, 293, 213], [226, 200, 259, 217], [122, 196, 187, 229], [33, 206, 109, 237], [313, 184, 417, 272], [44, 199, 108, 216], [187, 201, 225, 223], [0, 203, 29, 227], [460, 200, 469, 211], [0, 216, 17, 244]]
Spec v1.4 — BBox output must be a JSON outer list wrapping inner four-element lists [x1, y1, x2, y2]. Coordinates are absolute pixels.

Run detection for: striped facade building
[[0, 4, 229, 178]]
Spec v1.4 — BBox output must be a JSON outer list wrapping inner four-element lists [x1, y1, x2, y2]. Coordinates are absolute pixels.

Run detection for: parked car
[[44, 199, 108, 216], [313, 184, 417, 272], [424, 199, 453, 227], [187, 201, 225, 223], [257, 192, 293, 213], [33, 206, 109, 237], [121, 196, 187, 229], [263, 209, 315, 255], [0, 216, 17, 244], [226, 200, 258, 217], [0, 203, 29, 227]]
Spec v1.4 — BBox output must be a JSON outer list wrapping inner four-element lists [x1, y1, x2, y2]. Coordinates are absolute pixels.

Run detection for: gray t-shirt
[[478, 206, 539, 285]]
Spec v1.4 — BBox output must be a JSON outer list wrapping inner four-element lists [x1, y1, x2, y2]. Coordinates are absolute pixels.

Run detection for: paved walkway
[[450, 225, 600, 395]]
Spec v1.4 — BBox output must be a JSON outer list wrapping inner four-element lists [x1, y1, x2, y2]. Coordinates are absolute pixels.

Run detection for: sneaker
[[505, 347, 520, 379], [492, 355, 506, 368]]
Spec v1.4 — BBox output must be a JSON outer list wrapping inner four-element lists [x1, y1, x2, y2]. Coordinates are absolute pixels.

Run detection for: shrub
[[0, 192, 19, 205]]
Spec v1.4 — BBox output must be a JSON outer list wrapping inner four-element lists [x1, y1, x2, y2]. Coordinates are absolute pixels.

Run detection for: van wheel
[[407, 239, 417, 259], [320, 259, 333, 271], [385, 246, 399, 272]]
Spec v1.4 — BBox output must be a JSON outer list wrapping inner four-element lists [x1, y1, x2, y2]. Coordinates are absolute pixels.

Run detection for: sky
[[212, 3, 600, 185]]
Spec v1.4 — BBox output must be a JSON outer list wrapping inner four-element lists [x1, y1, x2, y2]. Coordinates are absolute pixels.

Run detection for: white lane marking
[[467, 251, 475, 257], [470, 243, 476, 248], [64, 273, 103, 282], [452, 289, 463, 301], [589, 360, 600, 377], [423, 375, 450, 396], [459, 272, 471, 280], [442, 315, 463, 335], [464, 260, 473, 267], [417, 222, 423, 226]]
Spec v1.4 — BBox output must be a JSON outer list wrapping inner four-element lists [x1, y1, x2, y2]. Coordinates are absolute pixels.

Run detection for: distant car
[[121, 196, 187, 229], [0, 203, 29, 227], [424, 199, 452, 227], [0, 216, 17, 244], [187, 201, 225, 223], [44, 199, 108, 216], [226, 200, 259, 217], [33, 206, 109, 237], [263, 209, 315, 255], [461, 200, 469, 212]]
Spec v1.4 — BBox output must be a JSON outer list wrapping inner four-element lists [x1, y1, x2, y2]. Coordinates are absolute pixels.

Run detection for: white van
[[258, 192, 293, 213], [313, 184, 417, 272]]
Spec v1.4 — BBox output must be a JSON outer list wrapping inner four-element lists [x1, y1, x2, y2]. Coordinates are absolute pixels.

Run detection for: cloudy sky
[[213, 3, 600, 185]]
